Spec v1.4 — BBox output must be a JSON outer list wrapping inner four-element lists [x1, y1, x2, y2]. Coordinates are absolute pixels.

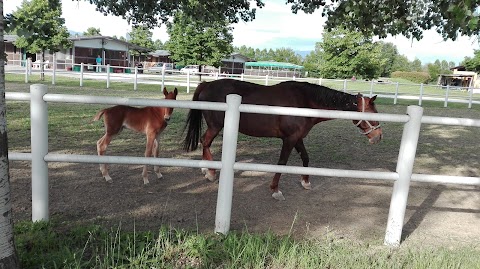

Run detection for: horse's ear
[[174, 88, 178, 95], [370, 95, 377, 103], [163, 87, 168, 95]]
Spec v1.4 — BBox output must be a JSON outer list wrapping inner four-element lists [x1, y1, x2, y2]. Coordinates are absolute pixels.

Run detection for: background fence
[[5, 84, 480, 247], [6, 59, 480, 108]]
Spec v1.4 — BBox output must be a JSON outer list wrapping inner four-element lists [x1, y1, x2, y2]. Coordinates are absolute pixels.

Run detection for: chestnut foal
[[93, 87, 178, 184]]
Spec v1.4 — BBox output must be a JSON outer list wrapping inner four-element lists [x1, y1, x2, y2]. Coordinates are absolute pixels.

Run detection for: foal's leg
[[152, 139, 163, 179], [142, 132, 157, 185], [294, 139, 312, 190], [271, 137, 297, 201], [97, 133, 113, 182], [201, 127, 221, 181]]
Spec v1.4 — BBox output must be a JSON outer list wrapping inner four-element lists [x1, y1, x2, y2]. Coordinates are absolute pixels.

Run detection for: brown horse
[[93, 87, 178, 184], [183, 79, 382, 200]]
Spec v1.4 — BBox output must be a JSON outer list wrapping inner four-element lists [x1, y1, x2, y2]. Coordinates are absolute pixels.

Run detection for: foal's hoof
[[272, 191, 285, 201], [204, 173, 216, 182], [301, 181, 312, 190], [156, 172, 163, 179], [104, 175, 113, 183], [201, 168, 208, 175], [143, 179, 150, 185]]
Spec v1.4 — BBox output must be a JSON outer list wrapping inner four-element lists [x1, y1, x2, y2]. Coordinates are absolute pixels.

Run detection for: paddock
[[5, 81, 480, 247]]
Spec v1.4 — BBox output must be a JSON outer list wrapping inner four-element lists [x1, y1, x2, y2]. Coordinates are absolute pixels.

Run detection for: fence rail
[[6, 59, 480, 108], [6, 84, 480, 247]]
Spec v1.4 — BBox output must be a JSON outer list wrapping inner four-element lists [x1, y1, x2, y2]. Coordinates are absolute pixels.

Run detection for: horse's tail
[[92, 109, 105, 122], [183, 82, 207, 152]]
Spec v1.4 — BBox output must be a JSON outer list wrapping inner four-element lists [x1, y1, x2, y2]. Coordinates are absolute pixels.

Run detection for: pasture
[[5, 76, 480, 266]]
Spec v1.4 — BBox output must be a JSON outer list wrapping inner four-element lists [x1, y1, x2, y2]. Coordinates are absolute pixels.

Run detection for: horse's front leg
[[142, 133, 156, 184], [295, 139, 312, 190], [201, 127, 221, 181], [152, 138, 163, 179], [97, 133, 113, 183], [271, 137, 297, 201]]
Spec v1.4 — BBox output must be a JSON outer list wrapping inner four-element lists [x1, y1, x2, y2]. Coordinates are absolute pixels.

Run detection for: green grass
[[14, 220, 480, 269]]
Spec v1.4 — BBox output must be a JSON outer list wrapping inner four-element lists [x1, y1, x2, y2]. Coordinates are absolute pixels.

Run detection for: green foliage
[[153, 39, 164, 50], [377, 42, 399, 77], [410, 58, 424, 72], [463, 49, 480, 72], [317, 27, 385, 79], [427, 59, 453, 82], [391, 55, 412, 72], [83, 27, 101, 36], [391, 71, 431, 84], [10, 0, 72, 54], [234, 45, 303, 64], [128, 25, 155, 55], [166, 12, 233, 67], [302, 42, 323, 78]]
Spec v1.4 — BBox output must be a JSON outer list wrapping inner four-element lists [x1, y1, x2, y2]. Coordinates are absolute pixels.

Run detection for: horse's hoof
[[143, 179, 150, 185], [104, 176, 113, 183], [201, 168, 208, 175], [204, 173, 216, 182], [156, 172, 163, 179], [272, 191, 285, 201], [301, 181, 312, 190]]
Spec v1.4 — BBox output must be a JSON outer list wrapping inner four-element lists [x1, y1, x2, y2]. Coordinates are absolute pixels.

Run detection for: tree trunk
[[0, 3, 21, 268]]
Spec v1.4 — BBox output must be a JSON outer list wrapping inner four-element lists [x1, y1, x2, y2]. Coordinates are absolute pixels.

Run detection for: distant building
[[437, 66, 479, 88]]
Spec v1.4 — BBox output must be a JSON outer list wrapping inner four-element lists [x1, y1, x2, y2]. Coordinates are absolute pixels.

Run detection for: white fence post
[[80, 63, 84, 87], [265, 75, 269, 86], [418, 83, 424, 106], [25, 59, 29, 83], [30, 84, 49, 221], [241, 73, 244, 81], [468, 87, 473, 109], [384, 105, 423, 247], [186, 72, 191, 93], [106, 64, 110, 89], [394, 82, 399, 105], [52, 54, 56, 85], [215, 94, 242, 234], [444, 85, 450, 107], [369, 80, 374, 97], [134, 66, 138, 91], [318, 78, 322, 85], [161, 63, 166, 91], [343, 79, 347, 92]]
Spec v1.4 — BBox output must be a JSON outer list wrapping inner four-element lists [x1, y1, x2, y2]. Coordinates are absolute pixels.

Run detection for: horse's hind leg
[[153, 139, 163, 179], [201, 127, 221, 181], [295, 139, 312, 190], [97, 133, 113, 183], [271, 137, 297, 200]]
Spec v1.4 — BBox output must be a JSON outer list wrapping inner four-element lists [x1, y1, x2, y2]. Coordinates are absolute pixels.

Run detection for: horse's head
[[353, 94, 382, 144], [163, 87, 178, 121]]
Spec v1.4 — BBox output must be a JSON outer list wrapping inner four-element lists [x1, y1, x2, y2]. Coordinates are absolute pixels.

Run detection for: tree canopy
[[128, 25, 155, 55], [83, 27, 101, 36], [83, 0, 480, 41]]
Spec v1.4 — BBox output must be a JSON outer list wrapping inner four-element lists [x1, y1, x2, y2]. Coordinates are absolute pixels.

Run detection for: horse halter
[[355, 97, 381, 135]]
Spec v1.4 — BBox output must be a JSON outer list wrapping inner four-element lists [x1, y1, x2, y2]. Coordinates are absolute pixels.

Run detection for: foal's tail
[[92, 109, 105, 122], [183, 82, 206, 152]]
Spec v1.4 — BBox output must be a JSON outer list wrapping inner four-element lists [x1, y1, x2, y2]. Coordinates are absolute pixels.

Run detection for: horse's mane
[[279, 81, 358, 111]]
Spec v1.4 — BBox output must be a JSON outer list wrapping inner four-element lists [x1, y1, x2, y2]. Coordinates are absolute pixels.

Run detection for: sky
[[4, 0, 479, 65]]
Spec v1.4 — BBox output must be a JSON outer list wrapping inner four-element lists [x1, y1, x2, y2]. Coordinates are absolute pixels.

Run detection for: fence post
[[418, 83, 424, 106], [241, 73, 244, 81], [468, 87, 473, 109], [186, 72, 191, 93], [25, 59, 29, 83], [106, 64, 110, 89], [369, 80, 374, 97], [394, 82, 399, 105], [30, 84, 49, 221], [384, 105, 423, 247], [343, 79, 347, 92], [265, 75, 269, 86], [80, 63, 84, 87], [444, 85, 450, 107], [52, 54, 56, 85], [215, 94, 242, 234], [134, 66, 138, 91], [318, 78, 322, 85], [161, 63, 166, 91]]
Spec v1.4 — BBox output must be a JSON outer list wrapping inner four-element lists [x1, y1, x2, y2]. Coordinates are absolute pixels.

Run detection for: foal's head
[[163, 87, 178, 121], [354, 94, 382, 144]]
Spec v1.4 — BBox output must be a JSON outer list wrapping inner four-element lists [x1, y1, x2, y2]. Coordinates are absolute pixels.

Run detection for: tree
[[317, 27, 385, 79], [377, 42, 399, 77], [10, 0, 72, 80], [269, 48, 302, 65], [128, 25, 155, 55], [391, 55, 411, 72], [302, 42, 324, 78], [410, 58, 423, 72], [463, 50, 480, 72], [165, 12, 233, 68], [85, 0, 480, 41], [153, 39, 164, 50], [83, 27, 101, 36], [0, 2, 20, 268]]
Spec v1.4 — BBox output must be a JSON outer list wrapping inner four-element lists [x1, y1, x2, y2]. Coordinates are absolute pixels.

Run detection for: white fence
[[7, 59, 480, 108], [6, 84, 480, 247]]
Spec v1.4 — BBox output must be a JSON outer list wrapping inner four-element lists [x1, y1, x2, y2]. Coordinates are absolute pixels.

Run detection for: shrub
[[391, 71, 431, 84]]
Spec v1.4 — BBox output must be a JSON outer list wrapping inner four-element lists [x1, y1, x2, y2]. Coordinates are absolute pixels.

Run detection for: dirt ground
[[9, 129, 480, 248]]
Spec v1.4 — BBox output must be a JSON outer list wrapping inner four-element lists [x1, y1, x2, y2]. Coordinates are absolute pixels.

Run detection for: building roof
[[245, 61, 304, 69], [69, 35, 150, 51], [149, 50, 170, 57], [4, 35, 18, 43]]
